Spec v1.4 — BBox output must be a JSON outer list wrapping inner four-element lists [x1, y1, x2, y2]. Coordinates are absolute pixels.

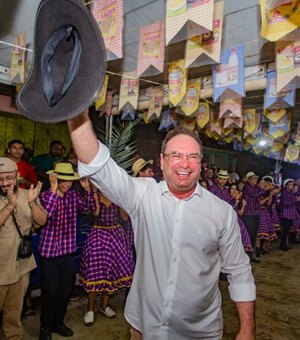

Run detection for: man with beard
[[0, 157, 47, 340]]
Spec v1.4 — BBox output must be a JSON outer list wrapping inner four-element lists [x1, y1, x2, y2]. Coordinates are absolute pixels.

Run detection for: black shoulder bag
[[12, 213, 33, 260]]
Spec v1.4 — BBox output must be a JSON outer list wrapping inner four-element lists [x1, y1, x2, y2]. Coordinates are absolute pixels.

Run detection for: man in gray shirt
[[67, 110, 256, 340]]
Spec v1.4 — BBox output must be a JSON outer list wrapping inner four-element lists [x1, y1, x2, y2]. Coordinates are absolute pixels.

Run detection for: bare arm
[[28, 182, 47, 226], [235, 301, 256, 340], [67, 109, 99, 164]]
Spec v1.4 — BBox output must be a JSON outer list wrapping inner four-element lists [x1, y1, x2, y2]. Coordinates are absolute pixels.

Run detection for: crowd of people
[[0, 130, 299, 340]]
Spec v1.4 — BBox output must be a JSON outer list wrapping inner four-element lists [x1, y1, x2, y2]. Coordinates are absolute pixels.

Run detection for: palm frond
[[95, 118, 141, 171]]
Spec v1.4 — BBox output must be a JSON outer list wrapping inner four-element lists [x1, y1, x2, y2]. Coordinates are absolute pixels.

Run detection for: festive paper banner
[[119, 72, 139, 111], [223, 116, 243, 129], [166, 0, 214, 45], [182, 117, 196, 131], [185, 1, 224, 68], [260, 0, 300, 41], [285, 143, 299, 162], [196, 102, 210, 128], [294, 121, 300, 145], [121, 111, 135, 120], [137, 21, 165, 77], [264, 108, 286, 123], [213, 44, 245, 102], [264, 70, 295, 109], [9, 33, 26, 83], [147, 87, 164, 120], [268, 112, 290, 138], [180, 80, 200, 116], [268, 140, 284, 160], [209, 109, 222, 135], [99, 91, 113, 117], [244, 109, 258, 135], [222, 128, 233, 136], [158, 110, 178, 131], [92, 0, 123, 60], [95, 76, 109, 110], [276, 31, 300, 92], [168, 60, 187, 106], [219, 90, 242, 118]]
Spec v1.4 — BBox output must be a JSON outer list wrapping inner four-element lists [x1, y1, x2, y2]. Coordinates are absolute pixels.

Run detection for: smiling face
[[160, 134, 201, 198], [248, 176, 258, 186], [57, 179, 73, 195], [216, 177, 228, 188], [0, 171, 18, 195]]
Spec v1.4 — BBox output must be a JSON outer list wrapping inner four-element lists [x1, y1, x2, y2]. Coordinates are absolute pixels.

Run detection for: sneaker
[[100, 306, 116, 318], [84, 311, 94, 326]]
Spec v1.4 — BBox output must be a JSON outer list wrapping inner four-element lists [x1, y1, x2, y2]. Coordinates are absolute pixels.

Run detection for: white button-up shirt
[[79, 142, 255, 340]]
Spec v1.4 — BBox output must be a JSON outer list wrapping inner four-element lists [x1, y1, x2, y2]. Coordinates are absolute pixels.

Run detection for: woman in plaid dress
[[79, 191, 134, 326]]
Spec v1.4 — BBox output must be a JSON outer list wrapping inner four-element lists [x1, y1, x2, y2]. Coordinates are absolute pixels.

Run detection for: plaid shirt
[[242, 183, 265, 216], [279, 188, 296, 220], [94, 199, 120, 226], [209, 184, 234, 205], [39, 189, 96, 258]]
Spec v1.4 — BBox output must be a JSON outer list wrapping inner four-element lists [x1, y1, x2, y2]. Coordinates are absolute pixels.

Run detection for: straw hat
[[132, 158, 153, 177], [245, 171, 259, 180], [283, 178, 294, 187], [17, 0, 106, 123], [47, 162, 80, 180], [217, 169, 229, 179]]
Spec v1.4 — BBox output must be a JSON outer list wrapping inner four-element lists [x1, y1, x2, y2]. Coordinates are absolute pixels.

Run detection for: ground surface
[[6, 240, 300, 340]]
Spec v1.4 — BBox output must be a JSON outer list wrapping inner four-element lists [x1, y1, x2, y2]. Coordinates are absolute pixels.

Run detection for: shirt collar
[[159, 181, 203, 199]]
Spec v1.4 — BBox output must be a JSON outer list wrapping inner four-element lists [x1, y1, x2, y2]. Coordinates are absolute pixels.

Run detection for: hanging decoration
[[95, 75, 109, 110], [137, 21, 165, 77], [180, 80, 200, 116], [284, 143, 299, 162], [294, 121, 300, 145], [92, 0, 123, 60], [213, 44, 245, 102], [158, 110, 178, 131], [165, 0, 214, 45], [185, 1, 224, 68], [147, 87, 164, 120], [219, 90, 243, 119], [121, 111, 135, 120], [223, 116, 243, 129], [244, 109, 260, 136], [119, 72, 139, 112], [276, 29, 300, 92], [99, 91, 113, 117], [260, 0, 300, 41], [264, 108, 286, 123], [209, 109, 222, 135], [168, 59, 187, 106], [196, 102, 210, 128], [9, 33, 26, 84], [267, 111, 290, 138], [264, 70, 295, 109], [182, 117, 196, 131]]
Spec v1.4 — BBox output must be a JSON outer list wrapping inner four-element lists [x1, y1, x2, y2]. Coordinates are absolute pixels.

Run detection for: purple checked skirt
[[79, 225, 134, 294], [238, 216, 253, 252], [270, 205, 280, 232], [257, 207, 277, 241]]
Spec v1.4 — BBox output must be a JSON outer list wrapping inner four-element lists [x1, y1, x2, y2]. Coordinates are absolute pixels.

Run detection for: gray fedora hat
[[17, 0, 107, 123]]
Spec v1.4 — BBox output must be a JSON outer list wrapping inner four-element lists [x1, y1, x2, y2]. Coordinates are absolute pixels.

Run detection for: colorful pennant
[[92, 0, 123, 60], [137, 21, 165, 77], [95, 76, 109, 110], [9, 33, 26, 84], [118, 72, 139, 111], [180, 80, 200, 116], [166, 0, 214, 45], [168, 60, 187, 106], [196, 102, 210, 128], [185, 1, 224, 68]]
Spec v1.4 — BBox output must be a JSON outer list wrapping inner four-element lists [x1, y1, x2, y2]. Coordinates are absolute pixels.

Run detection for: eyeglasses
[[163, 152, 201, 164], [0, 175, 17, 184]]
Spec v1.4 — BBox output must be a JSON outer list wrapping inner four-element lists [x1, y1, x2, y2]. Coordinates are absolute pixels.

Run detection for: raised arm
[[67, 109, 99, 164]]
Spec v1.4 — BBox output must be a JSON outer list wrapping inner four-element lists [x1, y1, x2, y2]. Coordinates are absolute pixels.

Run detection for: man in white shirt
[[67, 110, 256, 340]]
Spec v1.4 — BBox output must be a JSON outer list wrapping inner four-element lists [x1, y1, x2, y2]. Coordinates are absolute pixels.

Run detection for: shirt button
[[172, 257, 177, 262], [161, 322, 168, 326], [169, 280, 174, 285]]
